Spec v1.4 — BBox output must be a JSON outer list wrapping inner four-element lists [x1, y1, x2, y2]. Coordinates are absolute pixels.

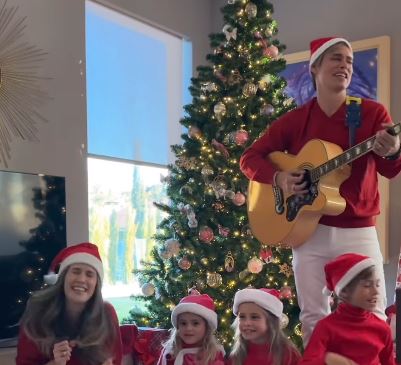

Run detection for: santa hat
[[309, 37, 352, 70], [44, 242, 103, 284], [323, 253, 375, 296], [171, 294, 217, 330], [233, 288, 283, 318]]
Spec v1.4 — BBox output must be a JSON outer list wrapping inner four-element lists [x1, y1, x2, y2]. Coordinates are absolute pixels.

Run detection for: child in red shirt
[[301, 253, 395, 365], [157, 293, 225, 365], [228, 288, 300, 365]]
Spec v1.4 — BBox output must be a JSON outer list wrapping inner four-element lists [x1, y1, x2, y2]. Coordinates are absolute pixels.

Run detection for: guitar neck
[[310, 122, 401, 182]]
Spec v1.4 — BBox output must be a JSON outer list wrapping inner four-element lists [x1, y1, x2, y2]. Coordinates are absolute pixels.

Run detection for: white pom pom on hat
[[44, 242, 103, 284]]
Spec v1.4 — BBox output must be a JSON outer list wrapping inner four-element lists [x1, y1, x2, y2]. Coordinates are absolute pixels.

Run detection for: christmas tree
[[128, 0, 302, 348]]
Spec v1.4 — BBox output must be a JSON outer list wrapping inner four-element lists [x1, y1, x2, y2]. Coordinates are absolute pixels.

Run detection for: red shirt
[[240, 98, 401, 227], [300, 302, 395, 365], [15, 302, 123, 365], [226, 342, 300, 365]]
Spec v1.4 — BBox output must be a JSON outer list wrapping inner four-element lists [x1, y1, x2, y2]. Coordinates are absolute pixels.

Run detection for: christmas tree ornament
[[234, 130, 249, 146], [200, 257, 209, 266], [280, 313, 289, 329], [179, 185, 193, 195], [188, 218, 198, 229], [165, 238, 181, 256], [280, 285, 293, 299], [247, 257, 264, 273], [242, 82, 258, 97], [258, 74, 271, 90], [207, 272, 223, 288], [224, 189, 235, 200], [141, 283, 155, 296], [245, 2, 257, 18], [279, 263, 293, 278], [259, 246, 273, 263], [218, 224, 230, 237], [159, 248, 173, 260], [264, 44, 279, 58], [212, 138, 230, 158], [178, 256, 192, 270], [238, 269, 249, 281], [224, 251, 235, 272], [213, 102, 226, 121], [222, 24, 237, 42], [283, 97, 295, 107], [188, 125, 202, 139], [212, 202, 224, 212], [265, 27, 273, 37], [199, 226, 214, 243], [196, 279, 206, 290], [201, 165, 214, 176], [232, 192, 246, 206], [201, 82, 217, 93], [260, 103, 275, 116], [228, 69, 243, 85]]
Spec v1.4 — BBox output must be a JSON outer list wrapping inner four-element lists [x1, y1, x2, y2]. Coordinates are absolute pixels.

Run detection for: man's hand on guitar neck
[[373, 122, 401, 158], [274, 170, 309, 195]]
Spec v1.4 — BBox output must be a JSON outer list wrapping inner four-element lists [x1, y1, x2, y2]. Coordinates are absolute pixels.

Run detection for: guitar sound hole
[[285, 170, 318, 221]]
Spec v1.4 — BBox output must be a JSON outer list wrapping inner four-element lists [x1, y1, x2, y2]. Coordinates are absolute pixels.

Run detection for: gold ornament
[[213, 102, 226, 121], [239, 270, 249, 280], [258, 74, 272, 90], [201, 165, 214, 176], [201, 257, 209, 266], [279, 263, 293, 278], [242, 82, 258, 97], [224, 251, 235, 272], [294, 323, 303, 337], [207, 272, 223, 288], [228, 69, 243, 85], [245, 2, 258, 18]]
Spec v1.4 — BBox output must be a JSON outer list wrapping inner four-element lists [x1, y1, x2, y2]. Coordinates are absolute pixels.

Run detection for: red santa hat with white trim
[[309, 36, 352, 71], [44, 242, 104, 285], [171, 293, 218, 330], [233, 288, 283, 318], [323, 253, 375, 296]]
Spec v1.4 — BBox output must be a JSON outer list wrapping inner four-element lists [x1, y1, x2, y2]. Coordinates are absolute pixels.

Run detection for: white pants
[[292, 224, 386, 346]]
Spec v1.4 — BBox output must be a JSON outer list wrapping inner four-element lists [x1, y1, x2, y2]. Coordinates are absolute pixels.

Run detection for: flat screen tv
[[0, 170, 66, 347]]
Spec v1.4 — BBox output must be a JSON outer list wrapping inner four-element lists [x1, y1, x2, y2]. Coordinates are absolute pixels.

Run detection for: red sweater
[[300, 303, 395, 365], [226, 342, 300, 365], [240, 98, 401, 228], [15, 302, 123, 365]]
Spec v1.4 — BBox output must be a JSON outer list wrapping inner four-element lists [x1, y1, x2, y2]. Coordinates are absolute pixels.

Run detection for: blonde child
[[228, 288, 300, 365], [301, 253, 395, 365], [157, 293, 225, 365]]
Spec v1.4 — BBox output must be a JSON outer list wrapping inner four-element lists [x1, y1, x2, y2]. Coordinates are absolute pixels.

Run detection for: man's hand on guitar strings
[[373, 122, 400, 157], [274, 170, 308, 196]]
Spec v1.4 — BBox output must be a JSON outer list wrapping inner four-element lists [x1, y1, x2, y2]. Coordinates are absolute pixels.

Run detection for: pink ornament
[[280, 285, 292, 299], [264, 45, 279, 58], [234, 130, 249, 146], [247, 257, 264, 274], [259, 247, 273, 263], [232, 192, 246, 206], [199, 226, 214, 244], [178, 256, 192, 270], [218, 224, 230, 237]]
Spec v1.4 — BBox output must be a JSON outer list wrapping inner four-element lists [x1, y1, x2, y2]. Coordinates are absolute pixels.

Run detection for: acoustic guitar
[[247, 122, 401, 247]]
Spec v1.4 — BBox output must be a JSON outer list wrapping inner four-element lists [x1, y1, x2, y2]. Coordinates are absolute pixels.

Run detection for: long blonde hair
[[229, 309, 299, 365], [21, 268, 118, 365], [162, 318, 221, 365]]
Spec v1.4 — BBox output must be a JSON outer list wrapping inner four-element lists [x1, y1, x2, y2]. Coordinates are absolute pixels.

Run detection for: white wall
[[0, 0, 214, 363], [212, 0, 401, 302]]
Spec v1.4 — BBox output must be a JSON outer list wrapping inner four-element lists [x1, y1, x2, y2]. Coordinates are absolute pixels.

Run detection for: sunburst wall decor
[[0, 1, 50, 167]]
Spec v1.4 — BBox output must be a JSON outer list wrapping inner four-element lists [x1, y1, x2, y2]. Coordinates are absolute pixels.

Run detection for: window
[[85, 0, 191, 320]]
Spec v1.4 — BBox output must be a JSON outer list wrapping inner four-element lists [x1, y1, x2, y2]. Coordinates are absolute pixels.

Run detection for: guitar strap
[[345, 95, 362, 147]]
